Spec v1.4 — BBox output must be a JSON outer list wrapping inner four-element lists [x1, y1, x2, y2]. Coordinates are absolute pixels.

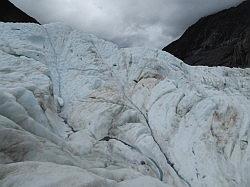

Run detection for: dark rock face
[[0, 0, 39, 24], [163, 0, 250, 68]]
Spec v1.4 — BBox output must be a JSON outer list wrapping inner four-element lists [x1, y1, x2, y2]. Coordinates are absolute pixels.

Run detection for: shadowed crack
[[61, 117, 78, 139], [99, 136, 164, 181], [41, 25, 62, 98], [124, 94, 191, 187]]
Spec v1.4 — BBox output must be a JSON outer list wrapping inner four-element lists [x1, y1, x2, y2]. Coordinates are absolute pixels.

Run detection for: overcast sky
[[11, 0, 243, 48]]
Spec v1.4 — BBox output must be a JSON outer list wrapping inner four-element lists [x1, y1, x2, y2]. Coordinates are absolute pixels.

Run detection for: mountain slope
[[0, 22, 250, 187], [0, 0, 39, 23], [163, 0, 250, 68]]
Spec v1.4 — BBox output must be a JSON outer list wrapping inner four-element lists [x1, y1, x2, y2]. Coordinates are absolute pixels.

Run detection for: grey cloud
[[10, 0, 244, 48]]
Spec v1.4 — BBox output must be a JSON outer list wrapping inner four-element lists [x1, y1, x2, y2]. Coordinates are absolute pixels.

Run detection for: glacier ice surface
[[0, 22, 250, 187]]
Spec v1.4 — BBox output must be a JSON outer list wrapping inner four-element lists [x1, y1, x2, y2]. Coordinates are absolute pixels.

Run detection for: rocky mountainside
[[0, 0, 39, 23], [0, 22, 250, 187], [163, 0, 250, 68]]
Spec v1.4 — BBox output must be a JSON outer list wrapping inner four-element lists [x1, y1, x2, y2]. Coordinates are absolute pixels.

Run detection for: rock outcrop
[[0, 22, 250, 187], [163, 0, 250, 68], [0, 0, 39, 23]]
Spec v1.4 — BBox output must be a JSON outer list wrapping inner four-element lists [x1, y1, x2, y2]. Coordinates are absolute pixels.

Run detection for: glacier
[[0, 22, 250, 187]]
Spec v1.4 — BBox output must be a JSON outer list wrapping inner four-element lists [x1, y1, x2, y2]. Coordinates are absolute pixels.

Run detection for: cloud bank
[[11, 0, 244, 48]]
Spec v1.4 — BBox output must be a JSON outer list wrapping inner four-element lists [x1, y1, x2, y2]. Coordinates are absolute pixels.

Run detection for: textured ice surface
[[0, 22, 250, 187]]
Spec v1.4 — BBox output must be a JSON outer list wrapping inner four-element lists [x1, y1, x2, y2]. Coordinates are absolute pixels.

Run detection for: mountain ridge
[[163, 0, 250, 68], [0, 0, 39, 23]]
